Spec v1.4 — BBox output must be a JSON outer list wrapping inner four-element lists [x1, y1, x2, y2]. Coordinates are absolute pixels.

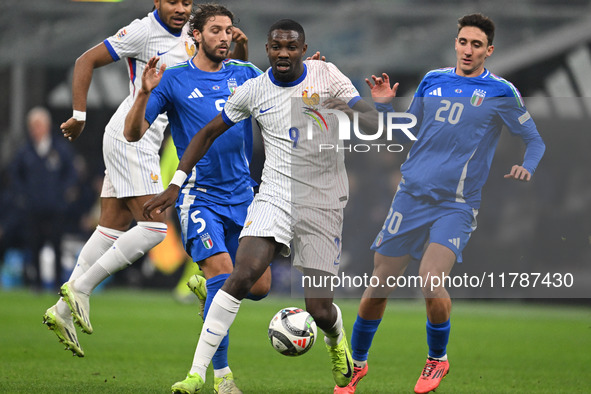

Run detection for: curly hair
[[189, 3, 235, 47]]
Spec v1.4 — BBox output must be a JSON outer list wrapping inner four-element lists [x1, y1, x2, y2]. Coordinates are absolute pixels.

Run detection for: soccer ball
[[268, 307, 317, 356]]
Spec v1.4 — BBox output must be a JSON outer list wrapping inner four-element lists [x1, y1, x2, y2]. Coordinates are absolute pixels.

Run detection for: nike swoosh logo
[[156, 49, 171, 56], [343, 357, 352, 379], [206, 328, 221, 336], [259, 106, 274, 114]]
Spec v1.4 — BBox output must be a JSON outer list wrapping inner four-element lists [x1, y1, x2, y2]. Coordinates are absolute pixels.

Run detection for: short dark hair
[[457, 13, 495, 45], [267, 19, 305, 42], [190, 3, 235, 47]]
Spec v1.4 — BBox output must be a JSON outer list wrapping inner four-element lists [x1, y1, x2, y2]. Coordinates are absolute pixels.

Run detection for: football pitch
[[0, 289, 589, 393]]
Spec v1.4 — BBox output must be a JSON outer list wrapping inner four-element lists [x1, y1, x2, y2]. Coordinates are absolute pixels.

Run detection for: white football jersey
[[103, 10, 196, 153], [223, 60, 360, 209]]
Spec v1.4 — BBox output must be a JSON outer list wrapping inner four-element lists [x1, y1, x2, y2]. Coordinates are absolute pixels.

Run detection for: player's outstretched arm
[[322, 96, 386, 134], [143, 113, 231, 219], [504, 165, 531, 181], [228, 26, 248, 61], [61, 43, 114, 142], [124, 56, 166, 142]]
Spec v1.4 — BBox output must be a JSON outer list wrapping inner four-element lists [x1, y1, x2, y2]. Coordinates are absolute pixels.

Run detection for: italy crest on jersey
[[200, 233, 213, 249], [374, 231, 384, 247], [470, 89, 486, 107], [227, 78, 238, 94]]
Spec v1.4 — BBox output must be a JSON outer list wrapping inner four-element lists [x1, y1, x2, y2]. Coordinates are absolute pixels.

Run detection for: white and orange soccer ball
[[268, 307, 317, 356]]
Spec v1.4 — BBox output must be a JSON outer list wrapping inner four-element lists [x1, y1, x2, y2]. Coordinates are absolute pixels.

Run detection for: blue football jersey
[[398, 67, 545, 209], [145, 58, 262, 205]]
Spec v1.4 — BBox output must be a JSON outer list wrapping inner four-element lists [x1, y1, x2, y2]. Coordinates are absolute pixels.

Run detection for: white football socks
[[56, 226, 122, 318], [213, 367, 231, 379], [323, 303, 344, 347], [190, 290, 242, 380], [353, 360, 367, 368], [74, 221, 167, 295]]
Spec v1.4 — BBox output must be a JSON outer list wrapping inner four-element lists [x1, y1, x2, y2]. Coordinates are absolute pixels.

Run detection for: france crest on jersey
[[398, 67, 544, 209], [144, 58, 263, 206]]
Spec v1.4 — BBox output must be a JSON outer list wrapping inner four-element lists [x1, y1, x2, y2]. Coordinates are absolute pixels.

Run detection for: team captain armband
[[169, 170, 187, 188]]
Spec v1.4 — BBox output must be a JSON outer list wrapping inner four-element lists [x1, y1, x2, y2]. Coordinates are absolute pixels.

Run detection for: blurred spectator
[[9, 107, 78, 290], [0, 166, 27, 286]]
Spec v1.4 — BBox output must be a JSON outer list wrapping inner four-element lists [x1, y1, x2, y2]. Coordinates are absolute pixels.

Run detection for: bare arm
[[323, 73, 399, 128], [143, 113, 231, 218], [61, 42, 114, 142], [322, 73, 413, 143], [124, 56, 166, 142], [322, 97, 382, 133], [228, 26, 248, 61]]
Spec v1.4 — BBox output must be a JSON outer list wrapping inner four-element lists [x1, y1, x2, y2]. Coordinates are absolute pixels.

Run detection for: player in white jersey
[[144, 19, 381, 392], [42, 0, 248, 358]]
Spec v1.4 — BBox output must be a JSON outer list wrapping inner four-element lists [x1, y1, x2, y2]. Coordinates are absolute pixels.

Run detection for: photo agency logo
[[291, 95, 417, 153]]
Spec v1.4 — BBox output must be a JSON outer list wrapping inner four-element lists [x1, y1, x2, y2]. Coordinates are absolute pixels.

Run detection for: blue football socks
[[426, 318, 450, 359], [351, 314, 382, 362]]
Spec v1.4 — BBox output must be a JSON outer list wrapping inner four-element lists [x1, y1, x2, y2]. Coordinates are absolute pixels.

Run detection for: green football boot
[[171, 373, 205, 394], [43, 304, 84, 357], [326, 331, 354, 388], [214, 372, 242, 394], [187, 274, 207, 318], [60, 281, 93, 334]]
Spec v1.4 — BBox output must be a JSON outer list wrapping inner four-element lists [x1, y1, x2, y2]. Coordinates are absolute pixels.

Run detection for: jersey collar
[[153, 10, 182, 37], [268, 64, 307, 87], [453, 67, 490, 78], [188, 56, 226, 72]]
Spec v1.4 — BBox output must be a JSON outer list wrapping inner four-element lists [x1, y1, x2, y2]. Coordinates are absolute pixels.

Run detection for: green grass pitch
[[0, 289, 589, 393]]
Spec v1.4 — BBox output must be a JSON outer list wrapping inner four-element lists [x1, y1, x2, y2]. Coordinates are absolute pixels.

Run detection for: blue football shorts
[[371, 191, 478, 262], [177, 199, 250, 264]]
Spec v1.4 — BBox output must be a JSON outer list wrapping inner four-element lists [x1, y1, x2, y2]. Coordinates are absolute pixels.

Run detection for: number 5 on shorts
[[191, 209, 206, 234]]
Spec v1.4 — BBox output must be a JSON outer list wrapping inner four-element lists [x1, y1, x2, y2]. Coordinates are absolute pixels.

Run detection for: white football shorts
[[240, 194, 344, 275], [101, 131, 163, 198]]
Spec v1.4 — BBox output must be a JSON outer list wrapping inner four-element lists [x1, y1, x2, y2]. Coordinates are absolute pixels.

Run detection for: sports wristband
[[73, 110, 86, 121], [169, 170, 187, 187]]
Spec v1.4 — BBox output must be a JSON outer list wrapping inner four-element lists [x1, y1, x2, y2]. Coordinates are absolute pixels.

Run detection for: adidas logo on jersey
[[188, 87, 204, 99], [428, 87, 442, 96], [448, 237, 460, 248]]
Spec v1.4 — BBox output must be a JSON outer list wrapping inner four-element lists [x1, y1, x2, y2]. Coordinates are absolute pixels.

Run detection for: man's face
[[28, 115, 50, 144], [266, 29, 307, 82], [155, 0, 192, 32], [455, 26, 494, 77], [193, 15, 233, 63]]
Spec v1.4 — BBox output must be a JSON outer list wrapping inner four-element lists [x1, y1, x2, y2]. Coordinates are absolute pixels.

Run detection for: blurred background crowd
[[0, 0, 590, 299]]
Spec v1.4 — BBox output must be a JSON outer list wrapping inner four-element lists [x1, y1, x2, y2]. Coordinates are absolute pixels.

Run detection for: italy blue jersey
[[397, 67, 545, 209], [145, 58, 262, 205]]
